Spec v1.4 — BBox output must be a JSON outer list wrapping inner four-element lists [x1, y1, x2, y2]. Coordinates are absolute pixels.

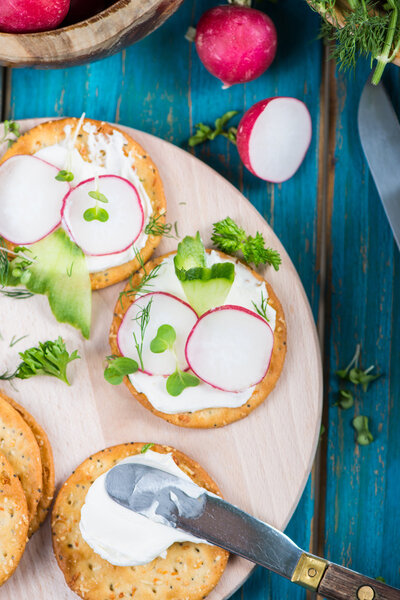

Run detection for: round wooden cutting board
[[0, 119, 322, 600]]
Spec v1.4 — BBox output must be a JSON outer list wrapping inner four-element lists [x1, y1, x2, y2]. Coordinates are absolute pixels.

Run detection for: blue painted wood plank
[[324, 59, 400, 587], [6, 1, 323, 598]]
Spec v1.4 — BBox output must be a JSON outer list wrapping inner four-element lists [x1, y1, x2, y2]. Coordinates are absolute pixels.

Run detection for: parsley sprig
[[189, 111, 239, 147], [0, 337, 79, 385], [212, 217, 281, 270], [0, 120, 21, 148]]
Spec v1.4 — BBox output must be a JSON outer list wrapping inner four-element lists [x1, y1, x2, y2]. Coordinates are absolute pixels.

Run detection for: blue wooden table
[[3, 0, 399, 597]]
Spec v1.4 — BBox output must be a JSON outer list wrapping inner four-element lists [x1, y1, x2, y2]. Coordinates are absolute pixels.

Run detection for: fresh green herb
[[212, 217, 282, 270], [174, 221, 180, 239], [0, 120, 21, 148], [55, 170, 74, 182], [144, 214, 176, 238], [84, 189, 109, 223], [9, 334, 28, 348], [252, 292, 270, 322], [334, 389, 354, 410], [352, 415, 374, 446], [150, 324, 200, 396], [174, 232, 235, 315], [375, 577, 386, 583], [0, 237, 9, 287], [0, 288, 34, 299], [189, 111, 239, 147], [104, 355, 138, 385], [0, 337, 79, 385], [336, 344, 381, 392], [141, 442, 155, 454], [319, 424, 326, 439], [309, 0, 400, 85], [132, 299, 153, 371], [119, 252, 162, 308], [88, 190, 109, 203]]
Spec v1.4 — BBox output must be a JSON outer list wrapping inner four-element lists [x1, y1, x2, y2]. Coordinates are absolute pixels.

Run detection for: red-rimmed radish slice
[[117, 292, 198, 376], [0, 155, 69, 245], [236, 97, 312, 183], [185, 305, 274, 392], [61, 175, 144, 256]]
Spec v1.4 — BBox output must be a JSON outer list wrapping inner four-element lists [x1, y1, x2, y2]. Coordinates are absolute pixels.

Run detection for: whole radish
[[0, 0, 70, 33], [195, 5, 277, 87]]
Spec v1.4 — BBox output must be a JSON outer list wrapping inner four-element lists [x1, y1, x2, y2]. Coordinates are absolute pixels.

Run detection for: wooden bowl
[[0, 0, 185, 69]]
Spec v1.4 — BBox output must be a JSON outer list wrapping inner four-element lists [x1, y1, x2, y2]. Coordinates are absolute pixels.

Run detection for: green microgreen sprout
[[55, 170, 74, 182], [352, 415, 374, 446], [336, 344, 381, 392], [212, 217, 281, 269], [141, 442, 155, 454], [132, 299, 153, 371], [252, 291, 270, 321], [334, 389, 354, 410], [189, 111, 239, 147], [0, 120, 21, 148], [84, 189, 109, 223], [104, 355, 138, 385], [0, 337, 79, 385], [150, 324, 199, 396]]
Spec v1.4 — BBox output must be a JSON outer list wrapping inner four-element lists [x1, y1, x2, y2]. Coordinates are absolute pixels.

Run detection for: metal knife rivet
[[357, 585, 375, 600], [307, 568, 317, 577]]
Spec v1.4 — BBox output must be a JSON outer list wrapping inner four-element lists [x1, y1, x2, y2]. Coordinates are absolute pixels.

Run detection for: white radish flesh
[[0, 155, 69, 245], [185, 305, 274, 392], [61, 175, 144, 256], [117, 292, 198, 376], [237, 97, 312, 183]]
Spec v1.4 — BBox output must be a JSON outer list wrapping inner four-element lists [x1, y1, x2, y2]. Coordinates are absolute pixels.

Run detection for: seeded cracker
[[52, 443, 228, 600], [0, 451, 29, 586], [0, 117, 166, 290], [0, 391, 55, 536], [110, 250, 287, 428]]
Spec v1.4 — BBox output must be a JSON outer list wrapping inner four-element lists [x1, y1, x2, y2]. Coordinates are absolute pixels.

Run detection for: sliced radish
[[117, 292, 198, 376], [185, 305, 274, 392], [61, 175, 144, 256], [236, 97, 312, 183], [0, 155, 69, 245]]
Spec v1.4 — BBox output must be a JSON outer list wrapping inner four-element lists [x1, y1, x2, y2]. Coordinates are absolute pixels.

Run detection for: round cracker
[[0, 451, 29, 586], [110, 250, 287, 428], [0, 117, 166, 290], [52, 443, 229, 600], [0, 391, 55, 537], [0, 394, 42, 524]]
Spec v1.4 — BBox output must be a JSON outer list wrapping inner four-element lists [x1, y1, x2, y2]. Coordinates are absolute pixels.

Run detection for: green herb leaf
[[55, 170, 74, 182], [352, 415, 374, 446], [141, 442, 155, 454], [336, 344, 381, 391], [189, 111, 239, 147], [1, 120, 21, 148], [166, 369, 200, 396], [88, 190, 109, 203], [14, 337, 80, 385], [252, 292, 270, 321], [212, 217, 281, 269], [375, 577, 386, 583], [334, 389, 354, 410], [119, 252, 162, 308], [150, 324, 176, 354], [132, 299, 153, 371], [144, 214, 176, 239], [104, 356, 138, 385], [83, 207, 109, 222]]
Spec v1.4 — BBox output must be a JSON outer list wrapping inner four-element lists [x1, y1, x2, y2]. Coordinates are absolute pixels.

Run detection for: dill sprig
[[252, 291, 270, 321], [0, 289, 34, 299], [0, 237, 9, 287], [144, 214, 178, 239], [132, 298, 153, 371], [119, 249, 162, 308]]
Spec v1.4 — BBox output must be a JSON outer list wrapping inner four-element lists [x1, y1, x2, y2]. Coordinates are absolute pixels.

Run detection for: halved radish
[[0, 154, 69, 245], [185, 305, 273, 392], [236, 97, 312, 183], [117, 292, 198, 376], [61, 175, 144, 256]]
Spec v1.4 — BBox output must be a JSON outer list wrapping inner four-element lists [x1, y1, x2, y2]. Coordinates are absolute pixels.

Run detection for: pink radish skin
[[0, 0, 70, 33], [237, 97, 312, 183], [185, 305, 274, 393], [61, 175, 144, 257], [117, 292, 198, 376], [195, 5, 277, 87], [0, 154, 70, 246]]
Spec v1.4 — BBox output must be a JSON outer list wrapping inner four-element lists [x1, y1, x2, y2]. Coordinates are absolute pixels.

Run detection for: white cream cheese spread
[[34, 122, 154, 273], [79, 450, 210, 566], [128, 251, 276, 413]]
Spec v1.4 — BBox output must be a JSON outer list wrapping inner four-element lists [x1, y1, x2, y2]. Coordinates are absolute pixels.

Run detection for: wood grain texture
[[4, 1, 326, 599], [0, 119, 322, 599], [318, 563, 400, 600]]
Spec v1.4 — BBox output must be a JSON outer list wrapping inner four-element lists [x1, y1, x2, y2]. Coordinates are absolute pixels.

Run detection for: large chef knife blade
[[358, 79, 400, 251], [106, 463, 400, 600]]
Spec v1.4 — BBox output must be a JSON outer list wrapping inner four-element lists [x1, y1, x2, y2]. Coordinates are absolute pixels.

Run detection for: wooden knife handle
[[318, 563, 400, 600]]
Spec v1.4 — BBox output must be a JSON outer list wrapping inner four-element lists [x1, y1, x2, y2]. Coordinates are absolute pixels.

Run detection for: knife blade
[[358, 79, 400, 250], [105, 462, 400, 600]]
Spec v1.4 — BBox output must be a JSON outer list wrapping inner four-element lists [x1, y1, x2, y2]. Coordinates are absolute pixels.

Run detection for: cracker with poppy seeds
[[51, 443, 229, 600], [0, 451, 29, 586], [109, 250, 287, 428], [0, 393, 42, 525], [0, 117, 166, 290], [0, 391, 55, 537]]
